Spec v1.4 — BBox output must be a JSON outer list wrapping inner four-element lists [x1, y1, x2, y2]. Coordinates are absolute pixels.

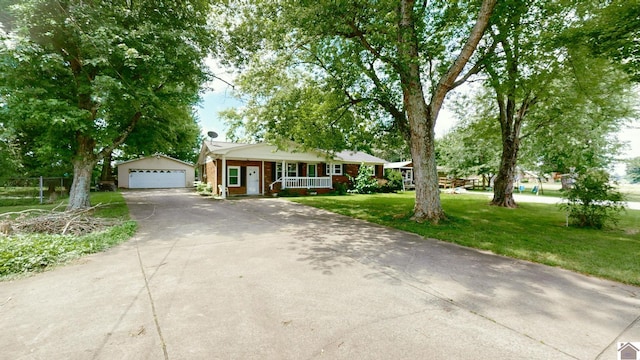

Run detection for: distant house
[[196, 141, 387, 197], [384, 161, 469, 189], [384, 161, 415, 189]]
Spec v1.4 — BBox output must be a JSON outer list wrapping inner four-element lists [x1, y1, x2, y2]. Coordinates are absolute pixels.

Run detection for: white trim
[[221, 156, 227, 198], [325, 163, 343, 175], [277, 162, 298, 178], [227, 166, 241, 187]]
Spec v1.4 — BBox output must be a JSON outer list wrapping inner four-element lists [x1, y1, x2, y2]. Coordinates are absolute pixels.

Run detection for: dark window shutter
[[241, 166, 246, 186], [319, 163, 325, 176], [375, 165, 381, 177], [342, 164, 347, 175], [271, 162, 276, 181]]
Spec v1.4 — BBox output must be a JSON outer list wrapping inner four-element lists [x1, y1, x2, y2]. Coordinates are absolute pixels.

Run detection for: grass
[[0, 186, 69, 207], [290, 192, 640, 286], [0, 191, 137, 279]]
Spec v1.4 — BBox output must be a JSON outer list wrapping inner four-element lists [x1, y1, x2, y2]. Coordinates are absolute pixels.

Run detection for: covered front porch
[[215, 159, 335, 198], [268, 160, 332, 193], [270, 176, 332, 191]]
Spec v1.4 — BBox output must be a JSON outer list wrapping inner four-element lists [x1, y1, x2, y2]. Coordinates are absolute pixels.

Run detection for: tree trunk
[[394, 0, 495, 222], [398, 0, 445, 222], [409, 111, 444, 222], [67, 135, 98, 210], [67, 158, 96, 210], [491, 136, 519, 207], [100, 151, 113, 181]]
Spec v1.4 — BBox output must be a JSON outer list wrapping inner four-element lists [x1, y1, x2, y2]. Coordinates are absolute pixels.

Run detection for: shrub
[[383, 169, 404, 192], [559, 169, 626, 229], [196, 182, 212, 194], [348, 164, 379, 194], [333, 182, 348, 195]]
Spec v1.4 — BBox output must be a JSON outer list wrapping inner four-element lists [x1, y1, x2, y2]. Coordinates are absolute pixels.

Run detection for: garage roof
[[117, 154, 194, 167]]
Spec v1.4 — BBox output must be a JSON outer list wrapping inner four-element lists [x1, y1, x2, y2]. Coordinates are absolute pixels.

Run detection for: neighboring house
[[117, 154, 195, 189], [384, 161, 415, 189], [385, 161, 464, 189], [196, 141, 387, 197]]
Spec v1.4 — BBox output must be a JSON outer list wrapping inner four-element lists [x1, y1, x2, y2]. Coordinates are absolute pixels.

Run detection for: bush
[[196, 182, 212, 195], [559, 169, 626, 229], [348, 164, 379, 194], [333, 182, 348, 195], [383, 169, 404, 192]]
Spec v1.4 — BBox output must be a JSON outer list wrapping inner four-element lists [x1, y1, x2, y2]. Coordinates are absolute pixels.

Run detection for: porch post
[[282, 160, 286, 189], [222, 155, 227, 199]]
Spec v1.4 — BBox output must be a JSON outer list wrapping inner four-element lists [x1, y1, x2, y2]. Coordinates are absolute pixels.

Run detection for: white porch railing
[[270, 176, 332, 190], [284, 177, 332, 189]]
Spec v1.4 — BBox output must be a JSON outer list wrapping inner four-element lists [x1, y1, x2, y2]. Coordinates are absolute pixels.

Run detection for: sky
[[194, 64, 640, 176], [193, 72, 461, 142]]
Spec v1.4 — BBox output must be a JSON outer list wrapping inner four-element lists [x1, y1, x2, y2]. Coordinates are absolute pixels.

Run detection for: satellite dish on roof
[[207, 131, 218, 139]]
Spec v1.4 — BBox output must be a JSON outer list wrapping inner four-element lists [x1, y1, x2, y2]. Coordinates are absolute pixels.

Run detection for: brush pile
[[1, 204, 118, 236]]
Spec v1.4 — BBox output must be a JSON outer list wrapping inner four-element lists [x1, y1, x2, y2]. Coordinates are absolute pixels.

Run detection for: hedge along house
[[196, 141, 387, 197], [117, 154, 195, 189]]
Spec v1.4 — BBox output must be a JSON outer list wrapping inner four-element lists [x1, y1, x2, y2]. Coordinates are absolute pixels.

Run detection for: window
[[228, 166, 240, 187], [276, 163, 298, 178], [308, 164, 317, 177], [325, 163, 343, 175], [364, 165, 375, 175]]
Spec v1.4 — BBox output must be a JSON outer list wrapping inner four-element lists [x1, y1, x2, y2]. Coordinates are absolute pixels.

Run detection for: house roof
[[384, 161, 413, 169], [203, 141, 248, 153], [199, 141, 387, 165], [116, 154, 193, 167], [335, 150, 387, 164]]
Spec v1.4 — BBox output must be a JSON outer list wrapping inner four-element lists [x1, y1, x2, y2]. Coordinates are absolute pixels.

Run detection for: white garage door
[[129, 169, 186, 188]]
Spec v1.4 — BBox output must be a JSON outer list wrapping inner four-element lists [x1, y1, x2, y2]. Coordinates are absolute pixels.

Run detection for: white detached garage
[[117, 155, 195, 189]]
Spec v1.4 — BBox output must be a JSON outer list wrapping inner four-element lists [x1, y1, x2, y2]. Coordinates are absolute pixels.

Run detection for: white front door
[[247, 166, 260, 195]]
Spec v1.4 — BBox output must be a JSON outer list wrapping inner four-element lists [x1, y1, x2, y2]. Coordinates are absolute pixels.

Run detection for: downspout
[[222, 155, 227, 199]]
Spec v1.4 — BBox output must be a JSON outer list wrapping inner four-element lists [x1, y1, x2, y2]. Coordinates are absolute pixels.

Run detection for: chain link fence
[[0, 177, 72, 206]]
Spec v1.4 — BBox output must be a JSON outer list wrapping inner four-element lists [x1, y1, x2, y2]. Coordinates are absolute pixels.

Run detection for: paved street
[[1, 189, 639, 359]]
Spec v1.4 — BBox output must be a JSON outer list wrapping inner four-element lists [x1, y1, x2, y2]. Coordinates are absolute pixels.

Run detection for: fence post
[[39, 176, 43, 204]]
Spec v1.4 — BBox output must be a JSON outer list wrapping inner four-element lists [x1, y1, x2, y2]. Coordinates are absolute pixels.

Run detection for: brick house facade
[[196, 141, 386, 197]]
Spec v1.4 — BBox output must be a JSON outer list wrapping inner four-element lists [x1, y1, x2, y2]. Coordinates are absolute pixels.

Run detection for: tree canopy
[[216, 0, 497, 222], [0, 0, 213, 208]]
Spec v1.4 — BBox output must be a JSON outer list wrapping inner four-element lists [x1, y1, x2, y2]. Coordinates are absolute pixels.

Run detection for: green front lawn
[[0, 191, 136, 279], [290, 192, 640, 286]]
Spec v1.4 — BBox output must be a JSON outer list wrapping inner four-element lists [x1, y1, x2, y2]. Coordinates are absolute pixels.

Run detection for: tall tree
[[517, 49, 633, 188], [218, 0, 497, 222], [0, 0, 212, 209], [478, 0, 633, 207]]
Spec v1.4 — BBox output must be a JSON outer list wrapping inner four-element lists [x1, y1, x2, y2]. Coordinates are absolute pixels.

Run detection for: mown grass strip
[[290, 192, 640, 286]]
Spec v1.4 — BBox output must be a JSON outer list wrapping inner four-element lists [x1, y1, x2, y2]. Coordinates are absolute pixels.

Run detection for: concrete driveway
[[1, 188, 639, 359]]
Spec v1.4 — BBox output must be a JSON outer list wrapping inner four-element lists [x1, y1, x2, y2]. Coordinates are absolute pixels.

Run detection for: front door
[[247, 166, 260, 195]]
